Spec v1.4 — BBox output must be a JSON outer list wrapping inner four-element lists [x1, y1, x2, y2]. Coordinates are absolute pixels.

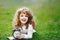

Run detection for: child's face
[[20, 13, 28, 24]]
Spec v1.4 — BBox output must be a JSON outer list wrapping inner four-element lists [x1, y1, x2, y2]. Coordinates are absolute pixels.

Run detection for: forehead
[[20, 13, 26, 15], [20, 10, 28, 15]]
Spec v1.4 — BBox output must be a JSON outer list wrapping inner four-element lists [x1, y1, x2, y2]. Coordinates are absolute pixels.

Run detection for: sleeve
[[23, 24, 36, 39], [13, 26, 21, 38], [13, 31, 20, 38]]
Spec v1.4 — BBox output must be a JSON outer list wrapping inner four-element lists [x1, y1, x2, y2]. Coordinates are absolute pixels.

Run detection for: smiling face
[[13, 7, 35, 29], [20, 13, 28, 24]]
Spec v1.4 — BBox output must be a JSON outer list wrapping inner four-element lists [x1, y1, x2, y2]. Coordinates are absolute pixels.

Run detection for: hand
[[16, 34, 25, 39]]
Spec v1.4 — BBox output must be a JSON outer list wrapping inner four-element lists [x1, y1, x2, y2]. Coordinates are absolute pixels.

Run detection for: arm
[[23, 30, 33, 39], [13, 26, 21, 38], [23, 24, 36, 39], [13, 31, 21, 38]]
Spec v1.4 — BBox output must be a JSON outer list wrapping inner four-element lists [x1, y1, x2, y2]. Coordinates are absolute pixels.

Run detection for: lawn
[[0, 0, 60, 40]]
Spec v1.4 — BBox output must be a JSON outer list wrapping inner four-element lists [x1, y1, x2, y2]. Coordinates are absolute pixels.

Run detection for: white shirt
[[14, 24, 36, 39]]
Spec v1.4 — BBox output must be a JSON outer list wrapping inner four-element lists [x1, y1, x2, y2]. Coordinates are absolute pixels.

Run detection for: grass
[[0, 0, 60, 40]]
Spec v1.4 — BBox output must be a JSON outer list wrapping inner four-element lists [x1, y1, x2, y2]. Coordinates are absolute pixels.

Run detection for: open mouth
[[22, 19, 26, 21]]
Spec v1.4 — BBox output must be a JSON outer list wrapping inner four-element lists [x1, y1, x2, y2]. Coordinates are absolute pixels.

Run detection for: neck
[[21, 23, 25, 26]]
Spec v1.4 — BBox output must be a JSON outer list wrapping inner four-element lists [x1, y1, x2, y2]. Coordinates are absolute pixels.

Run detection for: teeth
[[22, 19, 26, 21]]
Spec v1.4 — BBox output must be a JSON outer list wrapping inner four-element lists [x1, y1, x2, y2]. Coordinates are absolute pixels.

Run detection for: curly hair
[[12, 7, 35, 29]]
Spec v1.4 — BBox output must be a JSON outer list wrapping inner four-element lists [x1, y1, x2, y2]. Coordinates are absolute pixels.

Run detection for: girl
[[8, 7, 36, 40]]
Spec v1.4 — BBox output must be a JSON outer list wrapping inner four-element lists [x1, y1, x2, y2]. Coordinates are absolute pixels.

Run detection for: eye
[[21, 15, 23, 17], [25, 15, 28, 17]]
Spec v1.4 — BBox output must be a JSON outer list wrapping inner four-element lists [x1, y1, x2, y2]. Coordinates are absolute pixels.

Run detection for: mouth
[[22, 19, 26, 22]]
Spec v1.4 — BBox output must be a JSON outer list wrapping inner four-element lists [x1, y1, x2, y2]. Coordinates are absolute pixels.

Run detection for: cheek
[[20, 17, 23, 21], [25, 17, 28, 21]]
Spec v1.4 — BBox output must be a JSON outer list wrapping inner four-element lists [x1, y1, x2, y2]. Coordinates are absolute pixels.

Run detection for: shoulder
[[28, 24, 36, 33]]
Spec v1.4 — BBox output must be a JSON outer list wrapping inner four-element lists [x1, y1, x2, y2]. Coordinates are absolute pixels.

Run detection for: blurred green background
[[0, 0, 60, 40]]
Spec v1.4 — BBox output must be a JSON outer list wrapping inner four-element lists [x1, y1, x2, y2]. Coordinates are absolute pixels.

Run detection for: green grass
[[0, 0, 60, 40]]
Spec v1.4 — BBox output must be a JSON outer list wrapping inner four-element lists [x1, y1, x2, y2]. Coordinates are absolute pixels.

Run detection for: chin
[[21, 22, 26, 24]]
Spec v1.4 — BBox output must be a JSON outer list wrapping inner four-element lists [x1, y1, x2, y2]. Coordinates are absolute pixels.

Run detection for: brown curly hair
[[12, 7, 35, 29]]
